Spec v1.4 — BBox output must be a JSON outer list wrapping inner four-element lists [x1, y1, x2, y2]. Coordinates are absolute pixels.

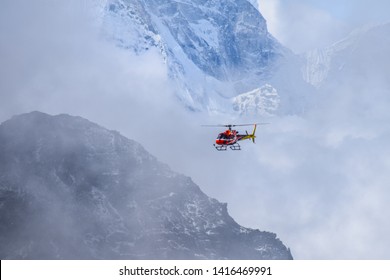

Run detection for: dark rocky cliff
[[0, 112, 292, 259]]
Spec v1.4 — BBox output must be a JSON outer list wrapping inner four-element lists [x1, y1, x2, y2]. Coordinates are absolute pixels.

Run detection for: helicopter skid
[[214, 144, 227, 151], [229, 143, 241, 150], [213, 143, 241, 151]]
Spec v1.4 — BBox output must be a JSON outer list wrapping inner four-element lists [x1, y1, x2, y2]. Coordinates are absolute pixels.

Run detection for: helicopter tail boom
[[239, 124, 257, 143]]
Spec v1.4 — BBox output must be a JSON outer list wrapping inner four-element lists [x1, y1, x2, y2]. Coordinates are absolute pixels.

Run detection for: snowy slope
[[302, 22, 390, 122], [0, 112, 292, 259], [303, 23, 390, 88], [232, 84, 280, 116], [97, 0, 308, 115]]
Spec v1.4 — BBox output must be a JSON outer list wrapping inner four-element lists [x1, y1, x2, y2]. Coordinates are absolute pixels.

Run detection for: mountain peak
[[100, 0, 300, 114], [0, 112, 292, 259]]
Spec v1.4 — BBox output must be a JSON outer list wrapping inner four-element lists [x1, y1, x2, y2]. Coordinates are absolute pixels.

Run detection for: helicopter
[[202, 123, 268, 151]]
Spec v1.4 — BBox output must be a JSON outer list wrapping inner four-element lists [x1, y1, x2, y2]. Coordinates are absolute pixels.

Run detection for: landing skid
[[214, 144, 227, 151], [229, 143, 241, 150], [213, 143, 241, 151]]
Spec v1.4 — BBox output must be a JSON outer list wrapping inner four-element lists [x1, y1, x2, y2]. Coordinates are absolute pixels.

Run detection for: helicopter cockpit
[[217, 132, 234, 140]]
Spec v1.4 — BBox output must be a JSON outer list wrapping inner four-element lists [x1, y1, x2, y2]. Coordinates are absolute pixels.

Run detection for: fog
[[258, 0, 390, 53], [1, 0, 390, 259]]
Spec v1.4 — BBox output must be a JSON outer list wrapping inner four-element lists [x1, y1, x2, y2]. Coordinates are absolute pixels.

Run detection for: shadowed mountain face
[[0, 112, 292, 259]]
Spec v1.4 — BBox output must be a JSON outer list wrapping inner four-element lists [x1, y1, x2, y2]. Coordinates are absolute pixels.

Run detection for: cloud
[[201, 114, 390, 259], [256, 0, 282, 38], [258, 0, 350, 53], [0, 0, 178, 128], [1, 0, 390, 260]]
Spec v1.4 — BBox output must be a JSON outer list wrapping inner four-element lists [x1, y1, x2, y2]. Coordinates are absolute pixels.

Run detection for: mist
[[258, 0, 390, 53], [2, 0, 390, 259]]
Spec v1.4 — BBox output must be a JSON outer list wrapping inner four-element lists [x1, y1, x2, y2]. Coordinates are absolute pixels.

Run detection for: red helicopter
[[202, 123, 268, 151]]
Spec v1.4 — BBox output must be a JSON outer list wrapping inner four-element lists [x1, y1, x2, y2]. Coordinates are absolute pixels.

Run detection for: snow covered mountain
[[302, 23, 390, 119], [0, 112, 292, 259], [303, 23, 390, 89], [98, 0, 310, 115], [232, 84, 280, 116]]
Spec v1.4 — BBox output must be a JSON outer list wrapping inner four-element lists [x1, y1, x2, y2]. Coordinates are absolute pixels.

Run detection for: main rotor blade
[[201, 123, 270, 127], [201, 124, 235, 128], [231, 123, 270, 127]]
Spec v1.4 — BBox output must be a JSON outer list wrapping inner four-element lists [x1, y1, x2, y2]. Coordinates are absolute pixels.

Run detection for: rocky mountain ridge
[[0, 112, 292, 259]]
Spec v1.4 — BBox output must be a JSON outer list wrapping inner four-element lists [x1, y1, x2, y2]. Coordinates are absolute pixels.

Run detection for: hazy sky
[[1, 0, 390, 260], [258, 0, 390, 52]]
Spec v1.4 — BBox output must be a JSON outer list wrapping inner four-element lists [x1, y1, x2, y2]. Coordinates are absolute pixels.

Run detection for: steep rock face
[[100, 0, 309, 114], [0, 112, 292, 260], [104, 0, 282, 80], [145, 0, 280, 81]]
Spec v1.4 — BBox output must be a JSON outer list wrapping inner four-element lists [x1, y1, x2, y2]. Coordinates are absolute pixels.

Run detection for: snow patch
[[232, 84, 280, 116]]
